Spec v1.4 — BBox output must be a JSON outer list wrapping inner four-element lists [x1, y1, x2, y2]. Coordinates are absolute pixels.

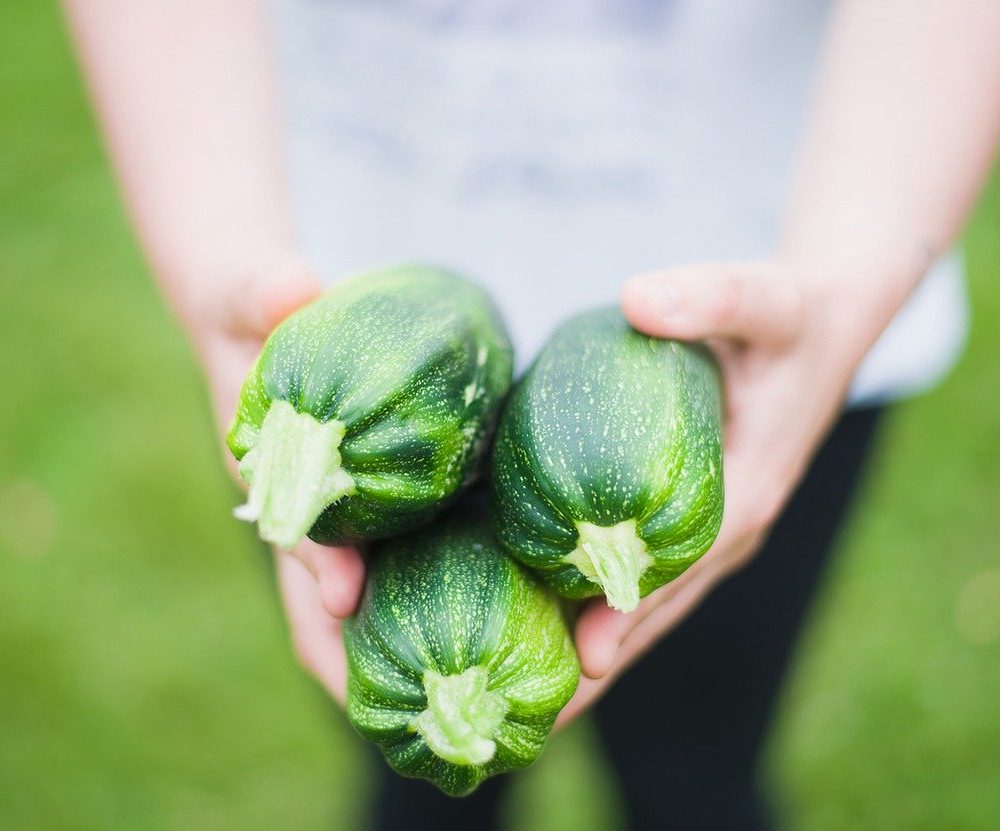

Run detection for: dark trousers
[[369, 407, 885, 831]]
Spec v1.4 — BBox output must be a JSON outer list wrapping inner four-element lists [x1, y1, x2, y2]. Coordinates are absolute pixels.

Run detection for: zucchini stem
[[234, 400, 355, 549], [565, 519, 653, 613], [412, 667, 508, 766]]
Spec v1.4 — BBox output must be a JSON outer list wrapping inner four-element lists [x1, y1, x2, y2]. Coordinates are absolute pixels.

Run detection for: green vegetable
[[227, 264, 513, 548], [491, 307, 724, 613], [344, 506, 580, 796]]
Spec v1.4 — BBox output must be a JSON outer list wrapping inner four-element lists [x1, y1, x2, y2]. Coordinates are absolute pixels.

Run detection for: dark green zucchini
[[227, 264, 513, 548], [344, 508, 579, 796], [491, 307, 724, 612]]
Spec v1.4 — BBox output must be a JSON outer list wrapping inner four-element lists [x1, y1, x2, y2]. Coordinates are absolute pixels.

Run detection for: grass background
[[2, 4, 998, 829]]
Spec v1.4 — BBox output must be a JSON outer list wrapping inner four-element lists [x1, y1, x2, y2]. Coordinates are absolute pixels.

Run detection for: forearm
[[596, 1, 1000, 704], [782, 0, 1000, 346], [62, 0, 298, 334]]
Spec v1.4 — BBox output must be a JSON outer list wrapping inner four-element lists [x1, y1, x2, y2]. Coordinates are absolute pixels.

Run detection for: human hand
[[557, 258, 898, 727], [180, 260, 363, 703]]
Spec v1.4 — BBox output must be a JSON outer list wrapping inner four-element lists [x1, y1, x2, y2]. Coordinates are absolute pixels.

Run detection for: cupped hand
[[557, 259, 883, 727], [184, 260, 364, 703]]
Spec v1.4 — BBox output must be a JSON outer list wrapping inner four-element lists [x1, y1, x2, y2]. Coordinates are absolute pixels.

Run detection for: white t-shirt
[[273, 0, 968, 406]]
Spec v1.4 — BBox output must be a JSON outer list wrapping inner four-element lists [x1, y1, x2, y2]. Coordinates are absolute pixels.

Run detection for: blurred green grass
[[1, 4, 998, 830]]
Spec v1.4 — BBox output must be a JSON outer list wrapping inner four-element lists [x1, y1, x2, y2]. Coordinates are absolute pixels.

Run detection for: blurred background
[[2, 4, 999, 830]]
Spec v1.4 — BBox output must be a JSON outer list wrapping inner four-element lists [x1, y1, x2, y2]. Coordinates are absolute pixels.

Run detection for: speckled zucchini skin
[[491, 307, 724, 603], [344, 509, 580, 797], [227, 264, 513, 545]]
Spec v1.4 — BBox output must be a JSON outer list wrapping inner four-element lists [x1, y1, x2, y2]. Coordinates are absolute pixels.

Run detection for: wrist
[[774, 245, 931, 367]]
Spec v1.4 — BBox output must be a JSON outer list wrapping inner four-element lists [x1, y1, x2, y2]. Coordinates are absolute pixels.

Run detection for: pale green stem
[[564, 519, 653, 613], [234, 400, 355, 549], [411, 667, 509, 766]]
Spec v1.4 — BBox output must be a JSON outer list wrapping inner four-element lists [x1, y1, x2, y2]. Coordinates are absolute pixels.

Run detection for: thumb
[[222, 260, 324, 339], [621, 262, 802, 346]]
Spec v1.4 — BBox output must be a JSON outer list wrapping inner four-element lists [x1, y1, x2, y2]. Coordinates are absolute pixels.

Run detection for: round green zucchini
[[344, 508, 580, 797], [226, 264, 513, 548], [491, 307, 724, 613]]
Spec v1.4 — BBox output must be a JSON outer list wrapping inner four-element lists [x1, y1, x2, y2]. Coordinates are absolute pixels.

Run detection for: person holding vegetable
[[64, 1, 1000, 829]]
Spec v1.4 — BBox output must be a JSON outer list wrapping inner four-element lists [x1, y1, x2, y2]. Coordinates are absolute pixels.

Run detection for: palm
[[559, 261, 858, 727], [200, 269, 364, 705]]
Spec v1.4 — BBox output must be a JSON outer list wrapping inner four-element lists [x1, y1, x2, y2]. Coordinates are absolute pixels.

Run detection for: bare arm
[[781, 0, 1000, 338], [63, 0, 305, 329], [63, 0, 360, 697], [566, 0, 1000, 721]]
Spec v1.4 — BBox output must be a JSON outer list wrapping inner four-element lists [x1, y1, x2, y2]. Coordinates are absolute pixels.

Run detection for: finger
[[291, 539, 366, 619], [554, 674, 608, 730], [613, 563, 722, 664], [573, 542, 736, 680], [221, 260, 323, 339], [275, 551, 348, 702], [574, 601, 634, 679], [560, 561, 729, 727], [621, 262, 802, 346], [574, 572, 692, 679], [559, 571, 716, 725]]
